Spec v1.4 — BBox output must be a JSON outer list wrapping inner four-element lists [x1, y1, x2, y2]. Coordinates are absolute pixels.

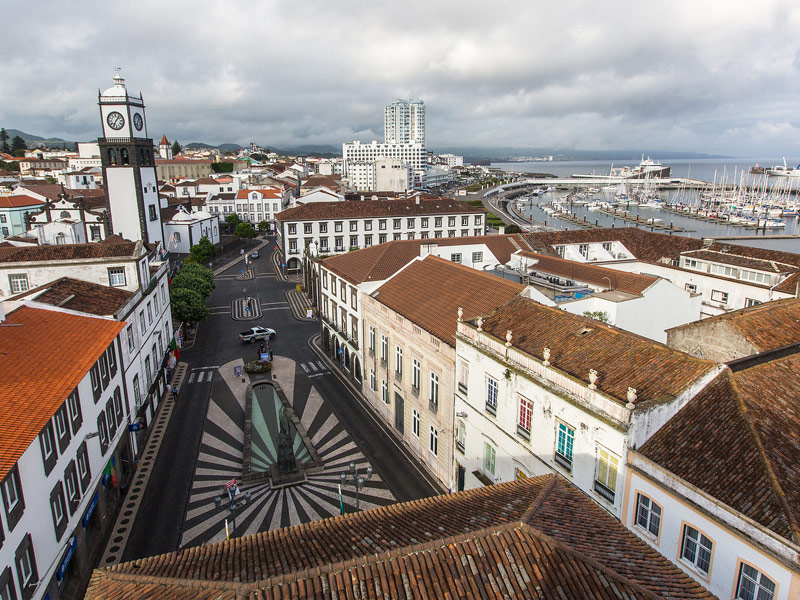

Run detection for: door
[[456, 464, 466, 492], [394, 393, 404, 434]]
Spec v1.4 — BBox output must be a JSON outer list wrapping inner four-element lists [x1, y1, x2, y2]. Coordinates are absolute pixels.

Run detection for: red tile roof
[[0, 195, 45, 208], [371, 255, 525, 346], [0, 306, 124, 480], [277, 199, 484, 222], [666, 297, 800, 352], [320, 234, 541, 284], [84, 475, 713, 599], [517, 250, 658, 295], [473, 295, 716, 404], [639, 355, 800, 544], [236, 188, 282, 199], [683, 249, 797, 273], [0, 240, 140, 263], [15, 277, 133, 316]]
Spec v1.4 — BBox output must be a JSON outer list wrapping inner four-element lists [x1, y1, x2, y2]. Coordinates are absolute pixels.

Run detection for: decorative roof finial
[[457, 306, 463, 322], [542, 347, 551, 366], [505, 330, 513, 347], [588, 369, 598, 390], [476, 317, 483, 331], [626, 387, 638, 407]]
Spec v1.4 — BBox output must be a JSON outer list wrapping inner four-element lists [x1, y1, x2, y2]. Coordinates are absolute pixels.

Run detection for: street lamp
[[339, 462, 372, 511], [214, 483, 251, 539]]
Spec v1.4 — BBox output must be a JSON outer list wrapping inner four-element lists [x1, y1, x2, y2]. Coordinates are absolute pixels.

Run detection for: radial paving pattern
[[179, 357, 395, 548]]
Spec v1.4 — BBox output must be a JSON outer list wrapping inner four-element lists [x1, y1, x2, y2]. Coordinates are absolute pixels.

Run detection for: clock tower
[[98, 72, 164, 247]]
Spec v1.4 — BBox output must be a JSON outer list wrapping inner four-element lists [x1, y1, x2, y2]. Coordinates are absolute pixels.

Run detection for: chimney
[[499, 225, 506, 235], [416, 196, 420, 205]]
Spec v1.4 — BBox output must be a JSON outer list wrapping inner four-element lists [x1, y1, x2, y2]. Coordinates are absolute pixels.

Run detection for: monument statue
[[276, 406, 297, 475]]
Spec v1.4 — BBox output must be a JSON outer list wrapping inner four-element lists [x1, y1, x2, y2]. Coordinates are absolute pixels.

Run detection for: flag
[[338, 484, 345, 515]]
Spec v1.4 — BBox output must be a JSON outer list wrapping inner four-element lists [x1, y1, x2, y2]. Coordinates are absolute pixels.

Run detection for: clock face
[[133, 113, 143, 131], [106, 111, 125, 130]]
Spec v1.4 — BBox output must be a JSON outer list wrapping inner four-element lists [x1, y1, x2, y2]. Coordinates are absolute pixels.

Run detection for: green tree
[[582, 310, 610, 323], [0, 129, 9, 154], [187, 236, 217, 264], [504, 223, 522, 233], [10, 136, 26, 153], [225, 213, 241, 228], [0, 160, 19, 172], [257, 220, 270, 232], [171, 268, 215, 299], [179, 263, 215, 292], [172, 140, 181, 156], [170, 287, 209, 323], [234, 222, 257, 244]]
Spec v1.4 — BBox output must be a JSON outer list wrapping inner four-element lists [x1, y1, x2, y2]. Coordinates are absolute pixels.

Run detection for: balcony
[[516, 425, 530, 441], [456, 439, 465, 454], [594, 480, 616, 503], [457, 382, 468, 394], [485, 402, 497, 417]]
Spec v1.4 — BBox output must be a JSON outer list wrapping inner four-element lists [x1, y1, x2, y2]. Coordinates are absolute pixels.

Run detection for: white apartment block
[[204, 187, 287, 232], [384, 99, 425, 146], [0, 305, 130, 600], [342, 141, 426, 176], [452, 295, 722, 518], [276, 199, 485, 271], [346, 159, 411, 193]]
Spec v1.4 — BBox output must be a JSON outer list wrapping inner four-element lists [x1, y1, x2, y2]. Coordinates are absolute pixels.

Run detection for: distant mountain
[[5, 129, 78, 150]]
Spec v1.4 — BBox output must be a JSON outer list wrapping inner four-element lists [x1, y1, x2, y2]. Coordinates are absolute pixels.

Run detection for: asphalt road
[[122, 236, 440, 561]]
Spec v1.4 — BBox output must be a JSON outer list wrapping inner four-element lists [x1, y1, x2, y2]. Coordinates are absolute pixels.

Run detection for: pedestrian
[[269, 349, 273, 362], [259, 342, 265, 355], [172, 386, 179, 401]]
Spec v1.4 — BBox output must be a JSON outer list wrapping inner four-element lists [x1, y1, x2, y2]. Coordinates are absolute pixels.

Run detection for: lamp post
[[214, 483, 251, 539], [339, 462, 372, 511]]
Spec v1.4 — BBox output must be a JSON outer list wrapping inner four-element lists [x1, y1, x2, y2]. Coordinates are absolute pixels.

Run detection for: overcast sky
[[2, 0, 800, 156]]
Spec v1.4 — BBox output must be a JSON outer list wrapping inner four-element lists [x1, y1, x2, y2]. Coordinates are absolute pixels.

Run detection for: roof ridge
[[730, 373, 800, 544], [521, 472, 558, 522]]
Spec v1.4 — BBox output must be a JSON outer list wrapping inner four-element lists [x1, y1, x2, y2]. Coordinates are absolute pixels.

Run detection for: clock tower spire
[[98, 71, 164, 248]]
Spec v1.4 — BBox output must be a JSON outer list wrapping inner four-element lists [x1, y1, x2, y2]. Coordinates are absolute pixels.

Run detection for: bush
[[170, 287, 209, 323], [187, 236, 217, 264], [172, 266, 215, 299]]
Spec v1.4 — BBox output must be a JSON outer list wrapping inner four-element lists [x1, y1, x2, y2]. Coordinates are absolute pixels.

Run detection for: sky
[[2, 0, 800, 156]]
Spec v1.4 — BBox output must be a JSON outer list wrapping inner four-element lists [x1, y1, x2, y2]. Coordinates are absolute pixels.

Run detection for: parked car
[[239, 326, 276, 343], [250, 250, 260, 259]]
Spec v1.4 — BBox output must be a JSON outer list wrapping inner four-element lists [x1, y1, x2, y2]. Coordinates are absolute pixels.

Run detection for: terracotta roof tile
[[85, 475, 714, 599], [371, 255, 525, 346], [0, 240, 140, 263], [474, 295, 716, 404], [277, 199, 484, 222], [16, 277, 133, 316], [321, 234, 534, 284], [0, 194, 45, 208], [667, 297, 800, 352], [640, 356, 800, 544], [0, 306, 124, 480], [683, 249, 797, 273], [517, 251, 658, 294]]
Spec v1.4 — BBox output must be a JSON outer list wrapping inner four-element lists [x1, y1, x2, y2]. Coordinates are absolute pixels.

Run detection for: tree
[[257, 220, 270, 232], [0, 129, 9, 154], [234, 222, 257, 244], [170, 287, 209, 324], [172, 140, 181, 156], [582, 310, 610, 323], [171, 268, 214, 299], [10, 136, 26, 153], [225, 213, 241, 228], [187, 236, 217, 264], [504, 223, 522, 233], [179, 263, 215, 292]]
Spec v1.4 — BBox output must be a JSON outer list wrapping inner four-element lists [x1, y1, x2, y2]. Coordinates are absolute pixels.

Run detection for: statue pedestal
[[269, 464, 307, 488]]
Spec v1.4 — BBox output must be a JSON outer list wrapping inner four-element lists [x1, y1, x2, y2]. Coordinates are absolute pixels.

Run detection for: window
[[379, 220, 387, 231], [148, 204, 157, 221], [381, 379, 388, 404], [680, 525, 713, 575], [76, 442, 91, 492], [602, 242, 612, 252], [67, 389, 82, 434], [555, 422, 575, 470], [421, 218, 429, 228], [456, 420, 466, 454], [379, 233, 387, 244], [483, 442, 496, 476], [395, 346, 403, 377], [435, 217, 442, 227], [429, 426, 438, 456], [108, 267, 126, 287], [517, 395, 533, 439], [147, 301, 153, 325], [334, 221, 343, 232], [0, 567, 15, 600], [407, 218, 415, 228], [393, 218, 401, 230], [472, 251, 483, 263], [711, 289, 729, 304], [368, 326, 375, 353], [412, 409, 420, 438], [54, 404, 70, 452], [97, 411, 109, 455], [448, 216, 456, 227], [380, 334, 388, 362], [429, 372, 439, 412], [364, 235, 373, 246], [594, 447, 618, 502], [579, 244, 589, 258], [412, 358, 421, 391], [457, 359, 469, 393], [736, 563, 776, 600], [369, 369, 376, 391], [50, 481, 67, 539], [2, 466, 24, 531], [486, 376, 498, 416], [8, 274, 28, 294], [461, 216, 469, 226], [450, 253, 462, 263], [39, 423, 57, 475], [685, 283, 697, 293], [745, 298, 761, 307], [113, 386, 124, 427], [288, 224, 296, 234], [139, 312, 147, 335], [15, 534, 37, 594], [304, 223, 312, 234], [319, 222, 328, 233]]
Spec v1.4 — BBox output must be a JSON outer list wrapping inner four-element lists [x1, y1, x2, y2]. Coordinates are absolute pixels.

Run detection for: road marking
[[300, 363, 309, 373], [316, 361, 326, 370], [188, 372, 196, 384], [196, 371, 205, 382], [308, 372, 327, 378], [307, 362, 318, 372]]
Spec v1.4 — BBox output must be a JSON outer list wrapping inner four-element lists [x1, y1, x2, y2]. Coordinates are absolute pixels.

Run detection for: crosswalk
[[299, 360, 329, 378], [187, 366, 219, 384]]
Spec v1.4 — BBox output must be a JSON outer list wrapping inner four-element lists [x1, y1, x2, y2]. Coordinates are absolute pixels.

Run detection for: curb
[[307, 334, 447, 496], [285, 289, 317, 322]]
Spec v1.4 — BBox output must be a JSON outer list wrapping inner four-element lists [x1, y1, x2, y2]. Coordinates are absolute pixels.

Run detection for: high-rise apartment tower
[[384, 99, 425, 146]]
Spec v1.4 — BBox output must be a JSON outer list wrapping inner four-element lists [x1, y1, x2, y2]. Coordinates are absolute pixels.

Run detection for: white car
[[239, 326, 276, 343]]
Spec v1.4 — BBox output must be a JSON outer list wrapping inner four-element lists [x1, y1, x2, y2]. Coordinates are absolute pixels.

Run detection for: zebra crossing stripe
[[307, 362, 318, 372], [300, 363, 309, 373], [188, 372, 196, 384], [197, 371, 205, 382], [316, 361, 326, 371]]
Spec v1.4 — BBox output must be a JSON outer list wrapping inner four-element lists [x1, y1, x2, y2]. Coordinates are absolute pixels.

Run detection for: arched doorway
[[352, 356, 362, 383], [322, 328, 331, 353], [334, 338, 341, 363], [344, 348, 351, 372], [286, 257, 300, 271]]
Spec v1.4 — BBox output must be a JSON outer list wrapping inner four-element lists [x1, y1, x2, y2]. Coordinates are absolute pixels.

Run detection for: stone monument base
[[269, 464, 308, 489]]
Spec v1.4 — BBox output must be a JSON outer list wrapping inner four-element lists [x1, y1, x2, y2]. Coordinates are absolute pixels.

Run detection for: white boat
[[768, 157, 800, 177], [638, 200, 663, 209]]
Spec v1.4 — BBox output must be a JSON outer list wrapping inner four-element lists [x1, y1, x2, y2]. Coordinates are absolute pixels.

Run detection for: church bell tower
[[98, 71, 164, 247]]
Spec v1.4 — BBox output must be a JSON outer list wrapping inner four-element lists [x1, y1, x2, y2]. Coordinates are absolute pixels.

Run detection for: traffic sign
[[127, 423, 143, 432]]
